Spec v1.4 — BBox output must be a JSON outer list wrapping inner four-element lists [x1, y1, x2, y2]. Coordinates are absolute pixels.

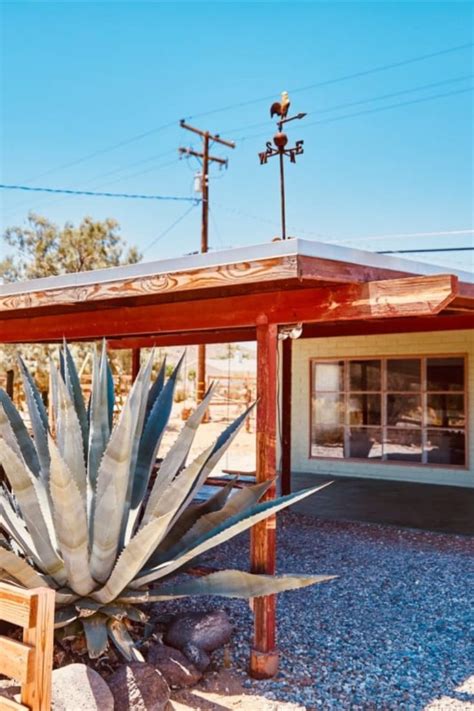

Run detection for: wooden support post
[[250, 319, 279, 679], [131, 348, 141, 382], [281, 337, 292, 495]]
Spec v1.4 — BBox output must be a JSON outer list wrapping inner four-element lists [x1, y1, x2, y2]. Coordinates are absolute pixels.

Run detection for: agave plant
[[0, 342, 334, 660]]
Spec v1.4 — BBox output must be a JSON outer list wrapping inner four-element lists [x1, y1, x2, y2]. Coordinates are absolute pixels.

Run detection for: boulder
[[51, 663, 114, 711], [148, 643, 202, 688], [108, 662, 170, 711], [165, 610, 233, 653], [182, 642, 211, 672]]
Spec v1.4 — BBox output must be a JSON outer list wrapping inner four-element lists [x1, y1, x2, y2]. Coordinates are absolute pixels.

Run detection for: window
[[310, 356, 466, 466]]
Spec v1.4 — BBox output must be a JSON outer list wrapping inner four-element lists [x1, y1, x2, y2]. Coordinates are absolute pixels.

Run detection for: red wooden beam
[[0, 275, 459, 344], [301, 312, 474, 339], [107, 329, 256, 350], [250, 319, 279, 679], [280, 338, 292, 496]]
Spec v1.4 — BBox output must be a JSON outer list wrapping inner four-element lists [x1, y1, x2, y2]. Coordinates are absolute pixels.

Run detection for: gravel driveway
[[156, 511, 474, 710]]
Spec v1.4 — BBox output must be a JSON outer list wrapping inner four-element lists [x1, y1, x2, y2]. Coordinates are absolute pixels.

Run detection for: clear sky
[[1, 1, 472, 271]]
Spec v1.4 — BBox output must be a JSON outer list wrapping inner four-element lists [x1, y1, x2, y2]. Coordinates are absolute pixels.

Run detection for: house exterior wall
[[290, 329, 473, 488]]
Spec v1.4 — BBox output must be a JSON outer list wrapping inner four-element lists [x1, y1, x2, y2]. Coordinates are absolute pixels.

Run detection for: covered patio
[[1, 238, 473, 678]]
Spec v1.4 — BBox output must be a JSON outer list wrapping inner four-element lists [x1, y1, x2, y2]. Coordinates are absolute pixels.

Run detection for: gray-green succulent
[[0, 342, 334, 661]]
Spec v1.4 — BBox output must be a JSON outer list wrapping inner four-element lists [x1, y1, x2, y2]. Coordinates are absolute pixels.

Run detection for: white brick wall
[[289, 329, 473, 488]]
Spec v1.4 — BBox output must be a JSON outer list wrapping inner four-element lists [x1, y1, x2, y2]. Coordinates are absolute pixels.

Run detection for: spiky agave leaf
[[133, 483, 333, 588], [87, 342, 111, 489], [49, 438, 96, 596], [18, 356, 50, 480], [60, 341, 89, 459], [0, 437, 66, 583], [145, 570, 337, 601], [0, 391, 41, 477], [0, 547, 50, 589]]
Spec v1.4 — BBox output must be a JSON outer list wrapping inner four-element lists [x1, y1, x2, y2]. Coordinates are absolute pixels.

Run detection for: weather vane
[[259, 91, 306, 240]]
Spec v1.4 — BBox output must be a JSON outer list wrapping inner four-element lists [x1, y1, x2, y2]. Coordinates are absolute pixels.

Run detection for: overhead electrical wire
[[142, 203, 198, 253], [12, 41, 472, 186], [0, 184, 200, 203], [378, 247, 474, 254]]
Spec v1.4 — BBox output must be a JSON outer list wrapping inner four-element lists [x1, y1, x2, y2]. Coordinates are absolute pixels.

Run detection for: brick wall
[[289, 329, 473, 488]]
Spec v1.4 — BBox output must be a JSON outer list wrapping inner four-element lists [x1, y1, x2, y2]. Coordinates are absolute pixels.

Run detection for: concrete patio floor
[[291, 472, 474, 536]]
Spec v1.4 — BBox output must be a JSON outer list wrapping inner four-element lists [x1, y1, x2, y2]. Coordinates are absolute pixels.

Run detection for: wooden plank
[[0, 697, 30, 711], [297, 254, 409, 283], [0, 637, 33, 684], [0, 275, 459, 344], [250, 320, 278, 679], [301, 312, 474, 340], [21, 588, 55, 711], [108, 328, 256, 349], [280, 338, 292, 496], [0, 256, 298, 313], [0, 585, 34, 628]]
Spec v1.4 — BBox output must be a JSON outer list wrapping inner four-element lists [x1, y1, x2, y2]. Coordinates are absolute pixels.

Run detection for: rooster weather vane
[[259, 91, 306, 240]]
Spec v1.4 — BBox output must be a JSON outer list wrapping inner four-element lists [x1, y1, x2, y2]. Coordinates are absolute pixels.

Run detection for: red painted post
[[250, 318, 279, 679], [131, 348, 141, 382], [281, 337, 292, 495]]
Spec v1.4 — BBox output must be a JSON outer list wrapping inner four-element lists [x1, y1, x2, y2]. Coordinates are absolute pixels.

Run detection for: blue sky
[[1, 1, 472, 270]]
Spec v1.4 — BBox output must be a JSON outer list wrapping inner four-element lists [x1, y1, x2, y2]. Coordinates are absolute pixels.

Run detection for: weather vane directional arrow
[[258, 91, 306, 240]]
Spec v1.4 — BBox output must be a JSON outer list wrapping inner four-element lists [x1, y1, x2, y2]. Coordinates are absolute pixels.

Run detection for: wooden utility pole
[[179, 120, 235, 407]]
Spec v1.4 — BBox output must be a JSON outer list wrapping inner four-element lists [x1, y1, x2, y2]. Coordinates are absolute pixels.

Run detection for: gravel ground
[[154, 511, 474, 711]]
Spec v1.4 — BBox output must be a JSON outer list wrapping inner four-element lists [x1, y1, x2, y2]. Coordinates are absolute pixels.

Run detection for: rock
[[108, 662, 170, 711], [165, 609, 233, 653], [51, 663, 114, 711], [182, 642, 211, 672], [148, 643, 202, 688]]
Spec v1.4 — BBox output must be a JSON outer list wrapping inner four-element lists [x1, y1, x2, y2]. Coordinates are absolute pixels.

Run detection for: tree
[[0, 212, 140, 282], [0, 212, 142, 394]]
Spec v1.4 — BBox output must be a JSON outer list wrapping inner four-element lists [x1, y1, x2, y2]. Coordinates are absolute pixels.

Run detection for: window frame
[[308, 354, 468, 469]]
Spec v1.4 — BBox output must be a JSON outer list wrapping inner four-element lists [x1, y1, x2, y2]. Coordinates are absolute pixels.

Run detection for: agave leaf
[[88, 343, 111, 489], [106, 352, 115, 431], [83, 614, 109, 658], [0, 547, 50, 588], [163, 478, 236, 549], [160, 479, 273, 562], [119, 351, 155, 547], [0, 391, 40, 477], [18, 356, 50, 480], [0, 492, 43, 569], [51, 365, 87, 503], [90, 377, 149, 583], [92, 512, 174, 604], [54, 607, 79, 629], [141, 385, 216, 526], [133, 483, 333, 588], [0, 437, 66, 583], [107, 619, 144, 662], [145, 357, 166, 421], [49, 438, 96, 596], [149, 569, 337, 600], [131, 353, 184, 510], [166, 403, 257, 532], [60, 342, 89, 458]]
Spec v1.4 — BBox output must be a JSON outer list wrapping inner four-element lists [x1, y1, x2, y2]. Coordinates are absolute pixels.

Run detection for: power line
[[187, 42, 473, 121], [0, 184, 200, 203], [224, 74, 472, 136], [142, 203, 198, 253], [378, 247, 474, 254], [335, 228, 474, 244], [14, 42, 472, 185], [237, 85, 472, 141]]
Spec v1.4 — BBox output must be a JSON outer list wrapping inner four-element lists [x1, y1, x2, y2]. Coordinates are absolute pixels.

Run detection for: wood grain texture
[[0, 697, 30, 711], [0, 275, 461, 344], [0, 637, 33, 684], [0, 584, 54, 711], [250, 322, 278, 676], [0, 257, 298, 314]]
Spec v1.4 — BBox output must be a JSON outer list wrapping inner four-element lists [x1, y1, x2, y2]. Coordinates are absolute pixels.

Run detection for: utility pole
[[179, 120, 235, 408]]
